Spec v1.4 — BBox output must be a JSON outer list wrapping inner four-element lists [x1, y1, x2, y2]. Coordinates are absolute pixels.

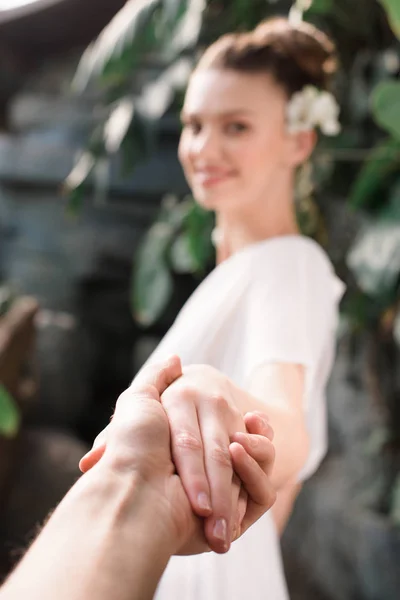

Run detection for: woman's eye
[[182, 121, 202, 134], [225, 122, 248, 134]]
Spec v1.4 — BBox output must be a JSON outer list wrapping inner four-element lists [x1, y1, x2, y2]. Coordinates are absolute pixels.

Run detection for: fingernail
[[198, 492, 211, 512], [257, 415, 269, 429], [213, 518, 228, 543], [248, 434, 259, 448]]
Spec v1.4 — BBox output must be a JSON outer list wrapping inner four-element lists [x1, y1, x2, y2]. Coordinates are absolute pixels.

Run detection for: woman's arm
[[272, 479, 303, 535], [232, 362, 310, 491]]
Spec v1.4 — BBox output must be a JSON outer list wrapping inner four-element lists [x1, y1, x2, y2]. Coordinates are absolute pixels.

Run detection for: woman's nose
[[190, 129, 221, 160]]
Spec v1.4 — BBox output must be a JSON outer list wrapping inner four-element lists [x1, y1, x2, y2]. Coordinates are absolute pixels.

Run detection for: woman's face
[[178, 68, 298, 214]]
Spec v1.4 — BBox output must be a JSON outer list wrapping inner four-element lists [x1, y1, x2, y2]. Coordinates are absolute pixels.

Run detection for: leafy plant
[[64, 0, 206, 212], [132, 196, 214, 326], [0, 285, 20, 438], [68, 0, 400, 512], [0, 384, 20, 439]]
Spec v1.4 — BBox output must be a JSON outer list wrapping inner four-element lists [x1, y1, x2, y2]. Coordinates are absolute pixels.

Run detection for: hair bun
[[254, 18, 337, 90], [196, 17, 337, 97]]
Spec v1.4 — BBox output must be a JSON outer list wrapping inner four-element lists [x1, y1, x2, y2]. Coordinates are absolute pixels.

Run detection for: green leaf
[[0, 384, 20, 438], [72, 0, 162, 93], [363, 427, 390, 457], [64, 152, 95, 192], [347, 189, 400, 299], [308, 0, 334, 16], [348, 138, 400, 210], [132, 223, 174, 326], [379, 0, 400, 39], [163, 0, 205, 59], [170, 233, 198, 273], [138, 57, 192, 120], [63, 152, 96, 216], [341, 291, 383, 330], [0, 286, 15, 318], [159, 196, 192, 229], [104, 97, 136, 154], [372, 81, 400, 140], [185, 201, 215, 271]]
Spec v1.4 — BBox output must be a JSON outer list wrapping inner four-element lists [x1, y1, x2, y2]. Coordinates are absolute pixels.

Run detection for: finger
[[131, 355, 182, 400], [229, 473, 242, 542], [233, 485, 248, 541], [78, 423, 111, 473], [229, 442, 276, 533], [79, 443, 106, 473], [244, 411, 274, 441], [200, 409, 236, 554], [79, 357, 182, 474], [230, 432, 275, 476], [230, 442, 275, 505], [163, 390, 212, 519], [230, 474, 248, 543]]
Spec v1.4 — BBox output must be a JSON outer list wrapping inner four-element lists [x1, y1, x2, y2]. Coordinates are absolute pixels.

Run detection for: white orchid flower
[[287, 85, 341, 136]]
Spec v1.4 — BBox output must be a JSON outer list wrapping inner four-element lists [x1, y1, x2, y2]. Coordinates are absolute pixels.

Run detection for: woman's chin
[[193, 188, 230, 211]]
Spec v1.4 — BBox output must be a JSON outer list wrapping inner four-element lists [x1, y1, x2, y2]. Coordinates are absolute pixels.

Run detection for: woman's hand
[[80, 363, 276, 554], [159, 364, 248, 553]]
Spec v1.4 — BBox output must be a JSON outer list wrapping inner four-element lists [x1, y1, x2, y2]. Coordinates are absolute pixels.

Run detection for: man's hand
[[94, 355, 201, 554], [80, 362, 276, 555]]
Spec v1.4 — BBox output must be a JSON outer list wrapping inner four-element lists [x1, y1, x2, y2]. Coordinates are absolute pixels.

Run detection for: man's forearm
[[0, 467, 175, 600]]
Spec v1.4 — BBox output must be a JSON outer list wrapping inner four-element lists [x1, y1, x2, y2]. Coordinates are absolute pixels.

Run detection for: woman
[[82, 16, 344, 600]]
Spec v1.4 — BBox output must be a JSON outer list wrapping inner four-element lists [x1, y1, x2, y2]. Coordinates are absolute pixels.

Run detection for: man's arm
[[0, 357, 188, 600], [1, 357, 276, 600], [0, 466, 181, 600]]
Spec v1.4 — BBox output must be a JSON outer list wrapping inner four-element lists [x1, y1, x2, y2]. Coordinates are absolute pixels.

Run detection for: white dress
[[145, 235, 344, 600]]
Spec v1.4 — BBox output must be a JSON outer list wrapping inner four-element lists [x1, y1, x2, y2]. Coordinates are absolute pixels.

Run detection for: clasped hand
[[80, 358, 276, 555]]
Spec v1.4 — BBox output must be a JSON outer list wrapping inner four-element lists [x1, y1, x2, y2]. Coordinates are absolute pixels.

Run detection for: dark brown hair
[[195, 17, 337, 97]]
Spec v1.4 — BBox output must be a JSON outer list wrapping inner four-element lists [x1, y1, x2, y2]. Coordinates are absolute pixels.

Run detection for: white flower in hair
[[312, 91, 341, 135], [287, 85, 341, 136]]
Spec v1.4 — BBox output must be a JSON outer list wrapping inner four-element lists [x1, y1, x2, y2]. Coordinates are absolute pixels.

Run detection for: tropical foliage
[[67, 0, 400, 516], [0, 286, 20, 438]]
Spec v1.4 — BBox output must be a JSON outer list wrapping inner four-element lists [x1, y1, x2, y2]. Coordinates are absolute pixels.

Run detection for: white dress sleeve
[[242, 238, 344, 480]]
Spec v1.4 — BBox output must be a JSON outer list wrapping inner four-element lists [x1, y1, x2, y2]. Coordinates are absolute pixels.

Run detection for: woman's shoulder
[[248, 235, 345, 301], [248, 235, 333, 274]]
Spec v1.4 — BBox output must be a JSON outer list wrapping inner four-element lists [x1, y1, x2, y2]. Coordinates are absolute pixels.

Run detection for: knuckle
[[230, 405, 242, 423], [118, 384, 158, 405], [209, 393, 229, 413], [135, 383, 159, 400], [116, 389, 130, 406], [174, 430, 203, 452], [210, 442, 232, 468], [164, 384, 199, 406]]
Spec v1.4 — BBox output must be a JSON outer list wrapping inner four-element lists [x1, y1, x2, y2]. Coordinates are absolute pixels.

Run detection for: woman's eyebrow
[[180, 108, 254, 120]]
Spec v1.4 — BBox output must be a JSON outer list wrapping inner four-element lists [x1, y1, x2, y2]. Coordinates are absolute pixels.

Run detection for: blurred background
[[0, 0, 399, 598]]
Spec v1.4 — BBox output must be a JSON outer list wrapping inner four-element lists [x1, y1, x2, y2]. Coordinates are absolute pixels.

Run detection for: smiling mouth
[[194, 172, 234, 187]]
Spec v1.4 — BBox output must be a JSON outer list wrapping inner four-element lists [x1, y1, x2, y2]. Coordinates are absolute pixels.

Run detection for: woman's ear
[[287, 129, 317, 168]]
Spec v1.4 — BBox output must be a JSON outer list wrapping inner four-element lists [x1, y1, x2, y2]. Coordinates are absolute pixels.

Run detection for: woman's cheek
[[178, 133, 189, 165]]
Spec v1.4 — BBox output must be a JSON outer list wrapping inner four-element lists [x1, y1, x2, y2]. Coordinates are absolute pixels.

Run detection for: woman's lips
[[194, 171, 234, 188]]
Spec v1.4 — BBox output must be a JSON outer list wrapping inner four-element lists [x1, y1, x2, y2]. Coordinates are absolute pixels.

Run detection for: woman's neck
[[214, 205, 299, 264]]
